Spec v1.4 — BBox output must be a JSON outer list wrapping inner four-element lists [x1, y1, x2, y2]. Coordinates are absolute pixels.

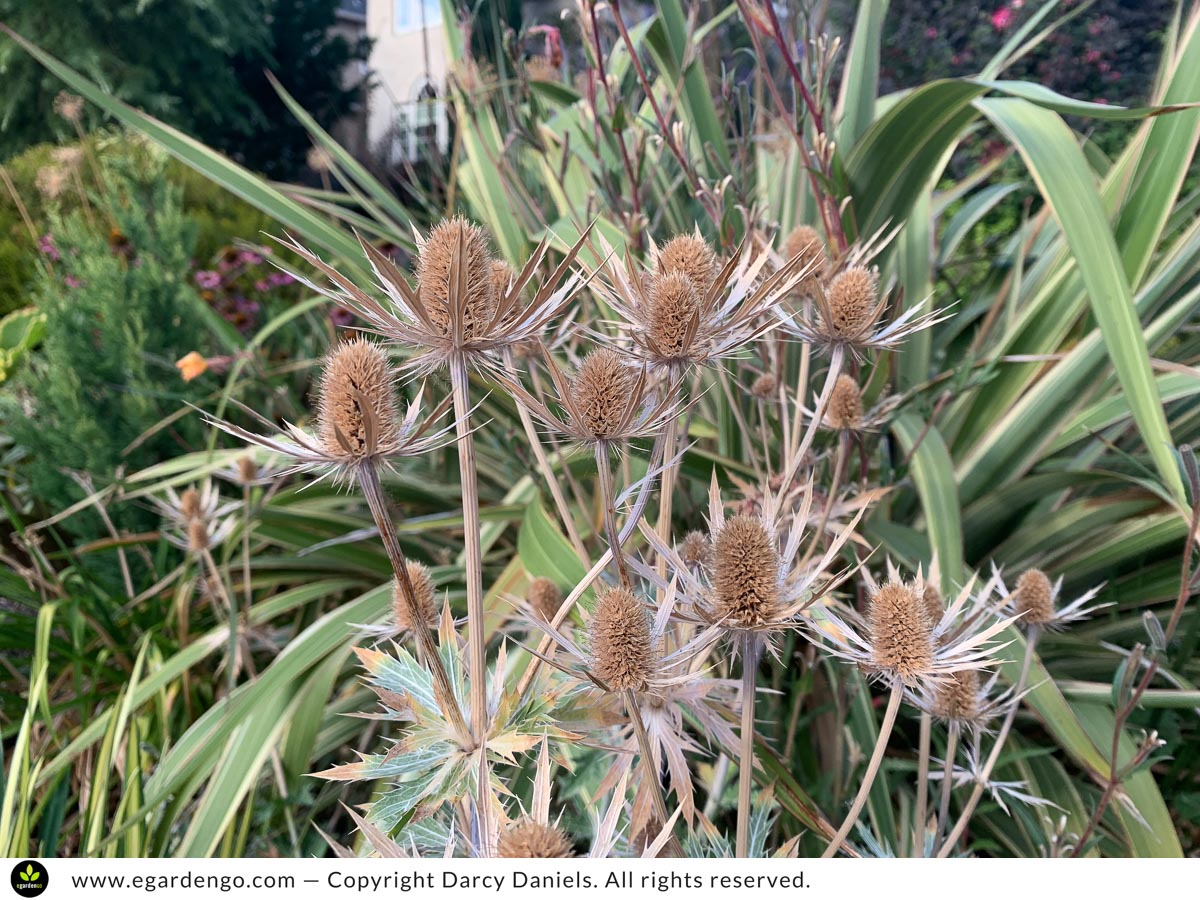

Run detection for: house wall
[[365, 0, 449, 160]]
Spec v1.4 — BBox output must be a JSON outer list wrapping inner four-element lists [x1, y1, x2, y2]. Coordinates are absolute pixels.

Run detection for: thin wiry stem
[[736, 634, 761, 857], [654, 411, 680, 580], [822, 680, 903, 858], [199, 547, 237, 695], [595, 443, 631, 588], [915, 711, 932, 852], [448, 353, 495, 854], [623, 688, 682, 857], [356, 464, 470, 744], [503, 350, 588, 562], [242, 483, 253, 622], [785, 345, 844, 486], [936, 632, 1038, 857], [935, 720, 961, 848]]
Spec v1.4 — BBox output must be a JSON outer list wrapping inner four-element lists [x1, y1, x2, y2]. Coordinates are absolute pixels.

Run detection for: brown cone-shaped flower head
[[490, 259, 517, 302], [751, 373, 777, 399], [392, 561, 438, 632], [497, 819, 574, 858], [933, 669, 979, 721], [315, 339, 401, 462], [526, 576, 563, 621], [712, 515, 781, 628], [827, 266, 880, 339], [783, 225, 827, 281], [571, 348, 635, 442], [1014, 568, 1055, 625], [645, 272, 701, 363], [868, 581, 933, 682], [237, 456, 258, 485], [187, 518, 210, 553], [416, 217, 496, 339], [922, 582, 943, 629], [827, 374, 864, 430], [590, 587, 655, 691], [656, 233, 719, 292], [680, 530, 711, 568], [179, 488, 202, 521]]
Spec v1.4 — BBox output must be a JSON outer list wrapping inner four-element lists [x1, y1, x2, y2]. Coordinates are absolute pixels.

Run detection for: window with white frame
[[390, 79, 448, 164], [393, 0, 441, 33]]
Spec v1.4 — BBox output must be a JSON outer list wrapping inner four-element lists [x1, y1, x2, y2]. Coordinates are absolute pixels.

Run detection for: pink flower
[[238, 249, 264, 266], [195, 270, 222, 289], [38, 233, 60, 261], [64, 275, 81, 289], [1085, 49, 1102, 63], [254, 279, 270, 293], [925, 27, 939, 39], [991, 7, 1013, 30]]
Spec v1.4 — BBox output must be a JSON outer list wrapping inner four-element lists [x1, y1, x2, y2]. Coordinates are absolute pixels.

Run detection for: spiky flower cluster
[[590, 587, 656, 691], [416, 217, 497, 339], [868, 582, 934, 683], [391, 562, 438, 632], [316, 339, 403, 462], [711, 515, 782, 629], [497, 819, 574, 858]]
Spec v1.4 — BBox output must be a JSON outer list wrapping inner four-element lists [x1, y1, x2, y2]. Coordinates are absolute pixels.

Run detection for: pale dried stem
[[623, 688, 681, 857], [356, 464, 470, 743], [448, 354, 495, 854], [935, 720, 960, 847], [936, 633, 1037, 857], [822, 680, 903, 857], [915, 711, 932, 851], [799, 430, 847, 572], [736, 634, 761, 857], [503, 351, 588, 562], [596, 443, 631, 588], [199, 546, 237, 694], [785, 345, 844, 487]]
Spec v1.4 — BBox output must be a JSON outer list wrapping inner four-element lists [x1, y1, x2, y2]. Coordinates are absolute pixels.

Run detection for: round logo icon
[[10, 861, 47, 898]]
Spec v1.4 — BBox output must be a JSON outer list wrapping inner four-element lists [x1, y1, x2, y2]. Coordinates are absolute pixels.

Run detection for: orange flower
[[175, 351, 208, 382]]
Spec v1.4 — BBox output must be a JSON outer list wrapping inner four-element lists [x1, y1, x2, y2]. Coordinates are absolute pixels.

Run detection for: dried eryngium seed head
[[933, 669, 979, 721], [827, 374, 864, 430], [1014, 568, 1055, 625], [187, 518, 210, 553], [868, 581, 934, 681], [590, 587, 655, 691], [922, 582, 943, 628], [497, 819, 574, 858], [179, 488, 202, 520], [646, 272, 701, 361], [237, 456, 258, 485], [783, 225, 827, 279], [572, 348, 635, 441], [526, 576, 563, 620], [490, 259, 517, 301], [417, 216, 496, 338], [751, 373, 777, 399], [827, 266, 879, 338], [392, 561, 438, 632], [712, 515, 781, 628], [680, 530, 711, 567], [316, 338, 400, 461], [656, 233, 718, 292]]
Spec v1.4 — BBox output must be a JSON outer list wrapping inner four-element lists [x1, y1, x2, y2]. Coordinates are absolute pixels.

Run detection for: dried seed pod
[[827, 374, 864, 431], [315, 338, 401, 462], [526, 576, 563, 621], [646, 272, 701, 361], [497, 818, 574, 858], [490, 259, 517, 301], [656, 233, 719, 292], [53, 90, 84, 123], [179, 488, 203, 521], [590, 587, 655, 691], [712, 515, 781, 628], [751, 373, 777, 399], [392, 561, 438, 632], [571, 348, 635, 442], [933, 669, 979, 721], [679, 530, 711, 568], [236, 456, 258, 485], [827, 266, 880, 339], [868, 581, 934, 682], [1014, 568, 1055, 625], [417, 216, 496, 338], [187, 518, 210, 553], [922, 582, 943, 628], [783, 224, 827, 280]]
